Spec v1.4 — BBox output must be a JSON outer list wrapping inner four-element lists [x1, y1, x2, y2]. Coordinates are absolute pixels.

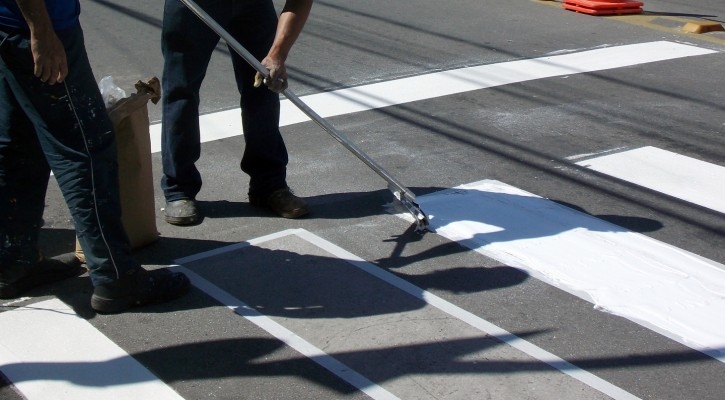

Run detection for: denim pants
[[0, 25, 140, 286], [161, 0, 289, 202]]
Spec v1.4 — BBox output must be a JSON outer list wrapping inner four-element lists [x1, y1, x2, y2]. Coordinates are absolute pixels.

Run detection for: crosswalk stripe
[[148, 40, 716, 153], [411, 179, 725, 363], [0, 299, 183, 400], [573, 146, 725, 214]]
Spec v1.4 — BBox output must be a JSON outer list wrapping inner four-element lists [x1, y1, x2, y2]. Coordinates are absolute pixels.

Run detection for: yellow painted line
[[531, 0, 725, 46]]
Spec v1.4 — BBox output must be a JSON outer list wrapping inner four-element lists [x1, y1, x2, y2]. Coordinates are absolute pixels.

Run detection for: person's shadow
[[31, 184, 663, 319]]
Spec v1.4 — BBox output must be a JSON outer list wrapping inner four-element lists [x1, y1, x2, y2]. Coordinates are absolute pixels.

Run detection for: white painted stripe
[[176, 229, 640, 400], [576, 146, 725, 213], [173, 265, 400, 400], [0, 299, 183, 400], [148, 41, 716, 153], [413, 180, 725, 363], [174, 229, 298, 265]]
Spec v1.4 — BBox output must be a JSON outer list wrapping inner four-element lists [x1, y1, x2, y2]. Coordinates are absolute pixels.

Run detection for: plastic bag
[[98, 76, 127, 108]]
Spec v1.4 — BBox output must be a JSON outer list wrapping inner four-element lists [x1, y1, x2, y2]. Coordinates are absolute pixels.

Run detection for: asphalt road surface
[[2, 1, 725, 399]]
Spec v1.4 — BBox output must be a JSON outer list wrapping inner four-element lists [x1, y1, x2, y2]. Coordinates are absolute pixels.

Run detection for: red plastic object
[[563, 0, 643, 16]]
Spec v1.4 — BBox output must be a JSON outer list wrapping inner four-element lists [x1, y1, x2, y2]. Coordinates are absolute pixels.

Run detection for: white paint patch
[[175, 229, 640, 400], [0, 299, 183, 400], [414, 180, 725, 363], [576, 146, 725, 214], [148, 41, 716, 153]]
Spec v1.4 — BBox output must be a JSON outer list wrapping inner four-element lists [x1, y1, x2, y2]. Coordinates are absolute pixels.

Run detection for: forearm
[[14, 0, 68, 84], [267, 0, 313, 62], [15, 0, 54, 37]]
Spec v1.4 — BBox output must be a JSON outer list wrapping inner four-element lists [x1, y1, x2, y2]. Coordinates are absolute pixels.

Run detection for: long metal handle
[[178, 0, 429, 232]]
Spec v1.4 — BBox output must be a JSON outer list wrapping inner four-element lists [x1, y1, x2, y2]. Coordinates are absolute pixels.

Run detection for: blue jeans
[[161, 0, 289, 202], [0, 25, 140, 286]]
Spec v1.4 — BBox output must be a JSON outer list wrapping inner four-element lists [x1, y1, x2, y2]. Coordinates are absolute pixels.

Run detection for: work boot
[[249, 187, 310, 219], [0, 252, 86, 299], [90, 267, 191, 314], [164, 199, 200, 226]]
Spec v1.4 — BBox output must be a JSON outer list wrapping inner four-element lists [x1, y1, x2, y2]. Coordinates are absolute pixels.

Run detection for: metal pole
[[177, 0, 430, 232]]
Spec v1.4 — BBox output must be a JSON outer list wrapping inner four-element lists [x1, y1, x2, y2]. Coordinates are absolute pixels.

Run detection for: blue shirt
[[0, 0, 80, 31]]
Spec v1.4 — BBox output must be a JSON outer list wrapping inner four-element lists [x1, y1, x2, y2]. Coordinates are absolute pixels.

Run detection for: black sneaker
[[164, 199, 200, 226], [91, 268, 191, 313], [0, 253, 85, 299], [249, 187, 310, 219]]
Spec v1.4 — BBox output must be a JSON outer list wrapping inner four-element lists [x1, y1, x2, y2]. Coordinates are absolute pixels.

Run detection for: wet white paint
[[414, 180, 725, 362]]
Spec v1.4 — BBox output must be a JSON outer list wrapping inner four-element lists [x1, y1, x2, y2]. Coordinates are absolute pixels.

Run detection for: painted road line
[[0, 299, 183, 400], [574, 146, 725, 214], [173, 265, 400, 400], [148, 41, 716, 153], [411, 180, 725, 363], [175, 229, 639, 400]]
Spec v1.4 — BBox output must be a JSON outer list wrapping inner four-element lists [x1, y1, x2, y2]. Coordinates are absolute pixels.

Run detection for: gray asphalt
[[2, 1, 725, 399]]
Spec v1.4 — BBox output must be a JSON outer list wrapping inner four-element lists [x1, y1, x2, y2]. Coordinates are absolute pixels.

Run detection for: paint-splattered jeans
[[0, 24, 140, 286]]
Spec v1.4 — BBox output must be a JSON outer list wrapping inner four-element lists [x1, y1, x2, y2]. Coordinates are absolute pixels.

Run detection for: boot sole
[[278, 208, 310, 219], [164, 214, 199, 225], [90, 295, 138, 314], [91, 286, 190, 314]]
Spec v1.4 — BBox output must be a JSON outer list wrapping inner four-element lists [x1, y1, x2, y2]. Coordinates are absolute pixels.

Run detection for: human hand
[[29, 29, 68, 85], [253, 57, 288, 93]]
